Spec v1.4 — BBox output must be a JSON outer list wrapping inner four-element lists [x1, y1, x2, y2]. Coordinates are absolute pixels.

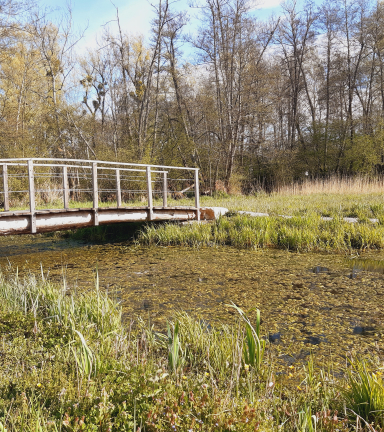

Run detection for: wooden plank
[[28, 159, 36, 233], [163, 171, 168, 208], [37, 209, 61, 214], [2, 164, 9, 212], [116, 169, 122, 208], [194, 169, 200, 221], [146, 166, 153, 221], [63, 166, 69, 209], [180, 183, 195, 194], [92, 162, 99, 226]]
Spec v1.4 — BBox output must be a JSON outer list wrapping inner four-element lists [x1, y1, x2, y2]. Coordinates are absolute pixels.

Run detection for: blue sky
[[38, 0, 284, 53]]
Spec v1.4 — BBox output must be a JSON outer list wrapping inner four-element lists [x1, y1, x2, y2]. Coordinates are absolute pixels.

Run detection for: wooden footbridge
[[0, 158, 208, 236]]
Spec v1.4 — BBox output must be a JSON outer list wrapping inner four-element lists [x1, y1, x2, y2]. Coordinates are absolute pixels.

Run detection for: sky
[[38, 0, 285, 54]]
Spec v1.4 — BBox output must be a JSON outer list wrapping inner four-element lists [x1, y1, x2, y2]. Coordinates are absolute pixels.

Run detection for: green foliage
[[72, 330, 98, 380], [138, 213, 384, 251], [167, 321, 183, 373], [0, 270, 122, 337], [343, 359, 384, 428], [297, 406, 317, 432], [228, 303, 265, 371], [343, 135, 382, 174], [170, 311, 239, 380], [0, 268, 377, 431]]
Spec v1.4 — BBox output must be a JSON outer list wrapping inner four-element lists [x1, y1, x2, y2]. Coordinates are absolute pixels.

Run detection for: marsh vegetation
[[1, 186, 384, 430], [2, 0, 384, 427], [0, 271, 383, 431], [138, 185, 384, 252]]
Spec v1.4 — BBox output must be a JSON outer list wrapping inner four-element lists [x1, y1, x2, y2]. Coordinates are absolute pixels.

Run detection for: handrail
[[0, 162, 168, 174], [0, 158, 198, 171], [0, 158, 200, 232]]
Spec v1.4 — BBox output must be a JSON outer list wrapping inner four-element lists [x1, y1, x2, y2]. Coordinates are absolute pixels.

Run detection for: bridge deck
[[0, 158, 202, 235], [0, 206, 200, 235]]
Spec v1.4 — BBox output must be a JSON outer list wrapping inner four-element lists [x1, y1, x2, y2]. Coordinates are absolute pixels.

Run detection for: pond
[[0, 233, 383, 368]]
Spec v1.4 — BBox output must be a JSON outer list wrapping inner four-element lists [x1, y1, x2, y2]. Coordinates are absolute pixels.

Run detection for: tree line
[[1, 0, 384, 192]]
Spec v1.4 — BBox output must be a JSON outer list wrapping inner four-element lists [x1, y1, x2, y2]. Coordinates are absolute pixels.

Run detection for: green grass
[[6, 189, 384, 220], [138, 213, 384, 251], [60, 192, 384, 221], [192, 192, 384, 220], [343, 359, 384, 428], [0, 270, 382, 431], [3, 178, 384, 220], [15, 190, 383, 252]]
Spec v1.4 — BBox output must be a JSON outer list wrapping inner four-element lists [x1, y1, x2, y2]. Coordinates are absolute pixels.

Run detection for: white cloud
[[112, 0, 153, 36], [41, 0, 156, 54], [42, 0, 282, 55], [250, 0, 282, 10], [86, 0, 154, 50]]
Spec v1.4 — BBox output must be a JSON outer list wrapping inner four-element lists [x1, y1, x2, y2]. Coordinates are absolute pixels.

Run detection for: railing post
[[195, 168, 200, 221], [146, 166, 153, 221], [92, 162, 99, 226], [63, 166, 69, 210], [2, 164, 9, 212], [162, 171, 167, 208], [28, 159, 36, 233], [116, 169, 122, 208]]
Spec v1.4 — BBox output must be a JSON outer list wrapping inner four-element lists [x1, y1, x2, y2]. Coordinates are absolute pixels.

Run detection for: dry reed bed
[[277, 175, 384, 195]]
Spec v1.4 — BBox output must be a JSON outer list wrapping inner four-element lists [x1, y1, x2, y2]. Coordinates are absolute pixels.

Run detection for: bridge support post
[[195, 169, 200, 221], [163, 172, 167, 208], [63, 166, 69, 209], [28, 159, 36, 233], [146, 166, 153, 221], [116, 169, 121, 208], [92, 162, 99, 226], [2, 164, 9, 212]]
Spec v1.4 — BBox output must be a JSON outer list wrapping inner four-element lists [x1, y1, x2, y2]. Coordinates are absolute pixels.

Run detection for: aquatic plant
[[167, 321, 183, 373], [343, 359, 384, 428], [0, 270, 122, 336], [138, 213, 384, 251], [72, 330, 98, 380], [297, 406, 317, 432], [228, 303, 265, 371]]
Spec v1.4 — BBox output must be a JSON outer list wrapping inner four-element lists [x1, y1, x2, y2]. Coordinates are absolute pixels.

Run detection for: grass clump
[[343, 359, 384, 428], [138, 214, 384, 252]]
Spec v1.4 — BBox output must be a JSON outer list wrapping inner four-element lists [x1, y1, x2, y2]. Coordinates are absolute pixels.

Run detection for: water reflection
[[349, 258, 384, 274], [312, 266, 330, 274], [349, 268, 362, 279], [142, 299, 152, 311], [352, 326, 376, 336], [268, 332, 281, 343]]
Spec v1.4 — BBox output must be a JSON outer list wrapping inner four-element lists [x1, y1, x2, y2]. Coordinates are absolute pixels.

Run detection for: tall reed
[[0, 270, 122, 336], [277, 175, 384, 196]]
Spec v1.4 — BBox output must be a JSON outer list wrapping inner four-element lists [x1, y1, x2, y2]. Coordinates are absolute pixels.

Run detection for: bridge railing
[[0, 158, 200, 232]]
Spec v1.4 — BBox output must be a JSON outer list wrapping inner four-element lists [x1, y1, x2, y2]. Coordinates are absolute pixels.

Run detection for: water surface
[[0, 234, 383, 366]]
